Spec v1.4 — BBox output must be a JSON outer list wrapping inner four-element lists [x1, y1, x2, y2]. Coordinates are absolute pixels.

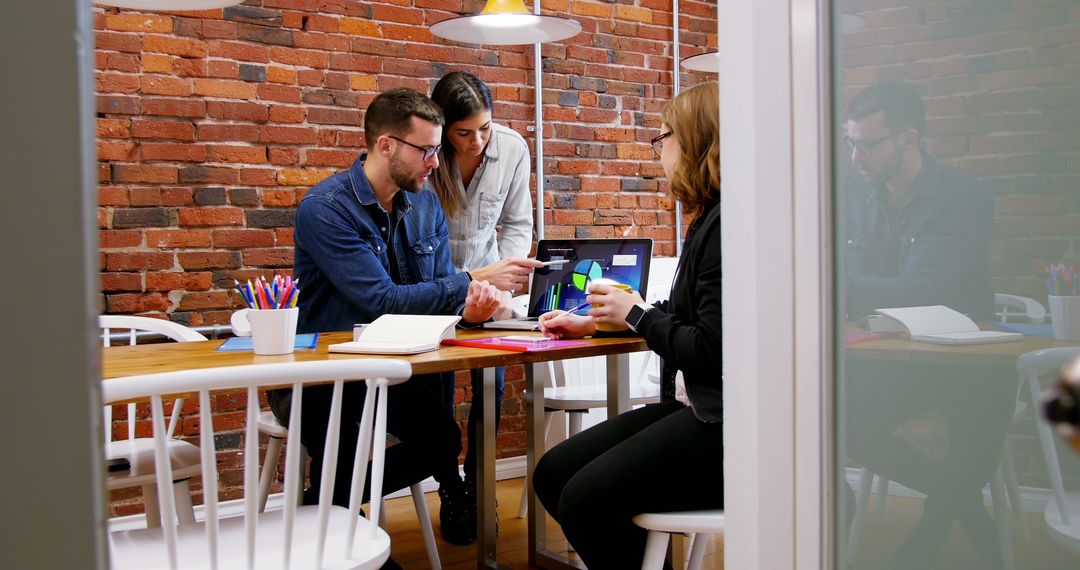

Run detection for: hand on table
[[538, 310, 596, 340], [462, 280, 502, 324]]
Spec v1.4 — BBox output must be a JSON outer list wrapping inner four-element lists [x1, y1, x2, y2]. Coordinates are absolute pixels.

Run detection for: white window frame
[[721, 0, 833, 569]]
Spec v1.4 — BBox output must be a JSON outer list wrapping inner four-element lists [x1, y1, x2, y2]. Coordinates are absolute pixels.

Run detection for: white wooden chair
[[995, 293, 1047, 323], [256, 411, 442, 569], [104, 358, 412, 570], [633, 509, 725, 570], [101, 315, 207, 528]]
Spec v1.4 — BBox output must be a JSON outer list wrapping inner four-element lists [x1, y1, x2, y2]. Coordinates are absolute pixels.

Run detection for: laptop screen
[[528, 238, 653, 317]]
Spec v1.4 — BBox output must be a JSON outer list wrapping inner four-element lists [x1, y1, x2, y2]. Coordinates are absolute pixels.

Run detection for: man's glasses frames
[[844, 131, 902, 155], [388, 135, 441, 161]]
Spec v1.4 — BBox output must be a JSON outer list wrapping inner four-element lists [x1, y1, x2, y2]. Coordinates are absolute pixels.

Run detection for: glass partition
[[832, 1, 1080, 569]]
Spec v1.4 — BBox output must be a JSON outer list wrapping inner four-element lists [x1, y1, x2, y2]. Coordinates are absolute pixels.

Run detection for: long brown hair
[[429, 71, 493, 216], [661, 81, 720, 216]]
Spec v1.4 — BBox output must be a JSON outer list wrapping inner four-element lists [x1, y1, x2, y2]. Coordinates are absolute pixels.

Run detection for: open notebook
[[329, 315, 461, 354], [873, 305, 1023, 345]]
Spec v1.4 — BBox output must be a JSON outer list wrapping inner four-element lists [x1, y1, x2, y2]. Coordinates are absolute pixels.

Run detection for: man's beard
[[388, 149, 427, 193]]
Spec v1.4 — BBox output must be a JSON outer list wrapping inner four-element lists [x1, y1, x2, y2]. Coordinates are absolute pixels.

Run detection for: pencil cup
[[588, 278, 634, 332], [230, 307, 299, 355], [1048, 296, 1080, 341]]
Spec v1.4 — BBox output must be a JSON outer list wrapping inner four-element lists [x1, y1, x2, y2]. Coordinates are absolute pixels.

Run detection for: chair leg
[[999, 443, 1030, 542], [142, 483, 161, 528], [297, 445, 309, 507], [379, 496, 388, 529], [172, 479, 196, 525], [874, 476, 889, 515], [518, 411, 555, 519], [258, 435, 285, 513], [641, 530, 671, 570], [989, 467, 1016, 570], [568, 410, 584, 438], [410, 483, 441, 570], [845, 467, 874, 564], [687, 532, 710, 570]]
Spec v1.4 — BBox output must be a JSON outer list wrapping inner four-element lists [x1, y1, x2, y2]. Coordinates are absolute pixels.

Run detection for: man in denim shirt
[[273, 88, 534, 548], [841, 83, 1007, 570]]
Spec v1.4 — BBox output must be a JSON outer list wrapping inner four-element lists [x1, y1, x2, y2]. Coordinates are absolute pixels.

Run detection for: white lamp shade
[[431, 13, 581, 45], [680, 51, 719, 73], [95, 0, 243, 9]]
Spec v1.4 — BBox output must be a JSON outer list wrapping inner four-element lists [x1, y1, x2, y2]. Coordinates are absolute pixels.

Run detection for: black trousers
[[269, 373, 462, 508], [533, 400, 724, 570]]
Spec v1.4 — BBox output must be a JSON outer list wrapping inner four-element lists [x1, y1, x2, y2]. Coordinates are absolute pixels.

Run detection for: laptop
[[484, 238, 653, 330]]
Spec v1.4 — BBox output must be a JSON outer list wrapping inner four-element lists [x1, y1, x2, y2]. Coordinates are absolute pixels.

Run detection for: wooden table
[[103, 328, 648, 570]]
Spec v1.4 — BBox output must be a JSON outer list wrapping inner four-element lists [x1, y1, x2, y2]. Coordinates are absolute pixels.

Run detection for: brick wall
[[95, 0, 717, 515], [839, 0, 1080, 487]]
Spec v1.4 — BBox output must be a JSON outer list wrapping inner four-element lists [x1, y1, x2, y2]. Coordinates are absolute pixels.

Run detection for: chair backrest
[[103, 359, 412, 570], [995, 293, 1047, 324], [100, 316, 207, 442]]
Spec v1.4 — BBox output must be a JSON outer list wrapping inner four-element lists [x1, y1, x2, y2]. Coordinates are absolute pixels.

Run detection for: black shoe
[[464, 477, 498, 537], [438, 484, 476, 545]]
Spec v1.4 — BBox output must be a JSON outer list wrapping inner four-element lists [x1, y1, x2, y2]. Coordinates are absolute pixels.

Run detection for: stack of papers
[[217, 333, 319, 352]]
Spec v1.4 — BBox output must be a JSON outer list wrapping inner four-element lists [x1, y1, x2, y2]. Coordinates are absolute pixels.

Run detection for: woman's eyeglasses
[[651, 131, 673, 158]]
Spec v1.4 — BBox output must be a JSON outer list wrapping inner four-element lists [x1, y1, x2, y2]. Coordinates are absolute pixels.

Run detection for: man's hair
[[364, 87, 444, 149], [845, 82, 925, 137]]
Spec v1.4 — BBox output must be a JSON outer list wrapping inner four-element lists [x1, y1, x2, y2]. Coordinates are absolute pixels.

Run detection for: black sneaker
[[438, 485, 476, 545]]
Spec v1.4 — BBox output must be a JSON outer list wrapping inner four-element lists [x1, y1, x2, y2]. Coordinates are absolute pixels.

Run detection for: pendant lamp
[[680, 51, 719, 73], [430, 0, 581, 46], [95, 0, 242, 9]]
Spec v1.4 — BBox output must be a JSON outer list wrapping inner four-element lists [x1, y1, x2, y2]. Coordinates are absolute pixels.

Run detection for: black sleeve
[[636, 225, 722, 389]]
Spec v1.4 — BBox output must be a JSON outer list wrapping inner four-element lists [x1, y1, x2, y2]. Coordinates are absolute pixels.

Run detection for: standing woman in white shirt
[[430, 70, 536, 529]]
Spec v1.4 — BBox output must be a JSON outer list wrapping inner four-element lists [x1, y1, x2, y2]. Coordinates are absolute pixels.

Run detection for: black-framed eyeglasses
[[388, 135, 441, 161], [844, 131, 900, 155], [651, 131, 673, 158]]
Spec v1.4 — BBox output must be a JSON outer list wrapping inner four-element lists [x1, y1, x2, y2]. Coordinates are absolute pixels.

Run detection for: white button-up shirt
[[444, 122, 534, 272]]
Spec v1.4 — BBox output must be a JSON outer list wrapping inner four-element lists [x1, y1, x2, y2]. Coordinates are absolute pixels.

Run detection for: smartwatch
[[625, 303, 653, 332]]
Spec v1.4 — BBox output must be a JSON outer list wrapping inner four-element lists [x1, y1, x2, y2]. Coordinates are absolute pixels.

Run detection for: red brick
[[197, 124, 261, 142], [242, 248, 294, 267], [193, 79, 257, 100], [178, 251, 241, 270], [129, 188, 163, 206], [105, 14, 174, 33], [100, 229, 142, 248], [146, 272, 213, 292], [143, 35, 208, 58], [98, 141, 137, 162], [260, 125, 318, 145], [106, 293, 172, 314], [131, 119, 196, 142], [207, 145, 268, 164], [141, 143, 207, 162], [212, 229, 275, 248], [112, 165, 178, 184], [98, 118, 131, 139], [101, 272, 143, 292], [106, 252, 175, 271], [178, 291, 233, 310], [145, 229, 213, 248], [178, 208, 245, 226], [142, 97, 206, 118]]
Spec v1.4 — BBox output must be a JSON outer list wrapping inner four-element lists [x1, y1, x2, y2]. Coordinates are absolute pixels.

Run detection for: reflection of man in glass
[[842, 83, 1009, 570], [843, 81, 993, 320]]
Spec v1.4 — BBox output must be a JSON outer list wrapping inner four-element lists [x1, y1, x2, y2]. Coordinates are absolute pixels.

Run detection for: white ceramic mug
[[1048, 296, 1080, 341], [230, 307, 299, 355]]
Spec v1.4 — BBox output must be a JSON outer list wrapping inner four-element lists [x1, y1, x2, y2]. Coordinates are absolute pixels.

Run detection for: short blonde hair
[[660, 81, 719, 215]]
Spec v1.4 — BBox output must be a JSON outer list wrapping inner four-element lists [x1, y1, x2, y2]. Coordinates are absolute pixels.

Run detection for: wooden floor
[[383, 477, 724, 569]]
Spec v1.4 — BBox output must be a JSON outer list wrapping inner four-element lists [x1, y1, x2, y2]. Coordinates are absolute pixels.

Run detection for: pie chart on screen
[[572, 260, 603, 291]]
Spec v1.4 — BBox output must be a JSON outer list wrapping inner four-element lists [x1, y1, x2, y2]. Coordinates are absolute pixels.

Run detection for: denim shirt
[[843, 151, 994, 321], [293, 153, 471, 334]]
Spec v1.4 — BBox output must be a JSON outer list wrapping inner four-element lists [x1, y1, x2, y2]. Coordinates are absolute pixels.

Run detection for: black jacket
[[637, 198, 723, 423]]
